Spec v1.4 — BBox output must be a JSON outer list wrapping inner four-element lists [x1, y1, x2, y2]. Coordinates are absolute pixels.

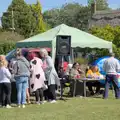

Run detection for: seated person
[[86, 65, 101, 95], [58, 67, 70, 86], [69, 62, 84, 96], [70, 62, 84, 79]]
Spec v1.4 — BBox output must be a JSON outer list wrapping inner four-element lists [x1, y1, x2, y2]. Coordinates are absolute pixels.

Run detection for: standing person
[[28, 52, 46, 105], [9, 57, 17, 82], [103, 53, 120, 99], [40, 49, 60, 103], [0, 55, 12, 108], [13, 48, 30, 108], [26, 81, 30, 104], [21, 48, 31, 104]]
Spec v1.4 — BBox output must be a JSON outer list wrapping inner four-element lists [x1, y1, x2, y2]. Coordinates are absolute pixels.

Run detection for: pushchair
[[58, 68, 71, 98]]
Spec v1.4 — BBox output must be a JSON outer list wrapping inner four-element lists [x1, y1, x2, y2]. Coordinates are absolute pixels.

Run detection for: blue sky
[[0, 0, 120, 13], [0, 0, 120, 18]]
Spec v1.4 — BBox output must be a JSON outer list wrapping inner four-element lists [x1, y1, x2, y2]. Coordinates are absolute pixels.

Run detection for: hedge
[[0, 41, 16, 55]]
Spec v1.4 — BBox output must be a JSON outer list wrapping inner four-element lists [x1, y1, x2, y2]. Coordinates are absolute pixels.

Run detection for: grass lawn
[[0, 92, 120, 120]]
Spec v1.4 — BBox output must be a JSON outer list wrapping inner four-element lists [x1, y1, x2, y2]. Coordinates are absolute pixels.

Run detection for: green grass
[[0, 93, 120, 120]]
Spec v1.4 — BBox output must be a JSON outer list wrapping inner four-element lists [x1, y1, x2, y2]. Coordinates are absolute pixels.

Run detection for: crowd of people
[[0, 49, 120, 109], [0, 48, 60, 108]]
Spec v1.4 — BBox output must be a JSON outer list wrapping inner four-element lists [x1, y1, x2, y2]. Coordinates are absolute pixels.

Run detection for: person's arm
[[23, 57, 30, 69], [116, 61, 120, 72], [78, 68, 84, 74], [39, 59, 43, 68], [30, 61, 34, 72], [103, 60, 107, 73], [46, 56, 53, 71], [13, 62, 18, 75], [4, 68, 11, 79]]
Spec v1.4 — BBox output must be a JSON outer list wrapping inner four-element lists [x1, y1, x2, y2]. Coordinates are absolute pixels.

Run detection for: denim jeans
[[16, 76, 28, 105], [103, 74, 120, 99]]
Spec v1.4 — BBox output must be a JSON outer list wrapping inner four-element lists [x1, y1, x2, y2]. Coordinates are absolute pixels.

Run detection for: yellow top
[[86, 69, 100, 78]]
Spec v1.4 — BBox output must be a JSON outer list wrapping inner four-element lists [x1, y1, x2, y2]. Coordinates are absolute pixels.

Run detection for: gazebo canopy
[[16, 24, 112, 50]]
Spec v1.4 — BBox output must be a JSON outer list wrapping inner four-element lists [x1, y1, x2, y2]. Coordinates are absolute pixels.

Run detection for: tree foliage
[[0, 41, 15, 55], [2, 0, 47, 38], [74, 6, 91, 31], [90, 25, 114, 41], [30, 0, 49, 35], [0, 31, 24, 42], [0, 30, 23, 55], [43, 8, 60, 28], [43, 3, 82, 28], [2, 0, 35, 38], [43, 3, 90, 31], [88, 0, 109, 10], [90, 25, 120, 59]]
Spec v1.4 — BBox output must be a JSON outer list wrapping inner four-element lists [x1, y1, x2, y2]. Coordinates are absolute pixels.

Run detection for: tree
[[90, 25, 120, 59], [43, 3, 91, 31], [30, 0, 48, 35], [0, 30, 24, 55], [75, 6, 91, 31], [43, 3, 82, 28], [43, 9, 60, 28], [88, 0, 109, 11], [113, 26, 120, 47], [59, 3, 82, 26], [90, 25, 114, 41], [2, 0, 36, 38]]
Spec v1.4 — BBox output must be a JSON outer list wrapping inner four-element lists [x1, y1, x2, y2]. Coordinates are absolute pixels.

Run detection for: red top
[[63, 62, 68, 72]]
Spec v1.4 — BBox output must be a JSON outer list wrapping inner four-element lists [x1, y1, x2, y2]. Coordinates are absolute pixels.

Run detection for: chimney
[[91, 1, 96, 14]]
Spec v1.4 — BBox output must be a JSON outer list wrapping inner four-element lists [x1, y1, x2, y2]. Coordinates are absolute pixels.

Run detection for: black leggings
[[0, 83, 11, 106], [48, 85, 56, 100], [35, 88, 43, 102]]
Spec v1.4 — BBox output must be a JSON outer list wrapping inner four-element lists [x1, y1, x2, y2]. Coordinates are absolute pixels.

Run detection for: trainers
[[18, 105, 21, 108], [43, 100, 47, 103], [6, 105, 12, 109], [2, 106, 6, 108], [48, 99, 52, 102], [40, 101, 45, 105], [22, 105, 25, 108], [50, 100, 57, 103], [36, 102, 40, 105]]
